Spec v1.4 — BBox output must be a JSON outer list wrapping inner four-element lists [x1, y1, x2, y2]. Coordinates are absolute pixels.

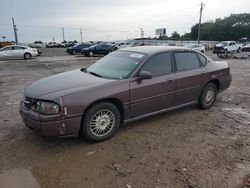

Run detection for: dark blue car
[[81, 44, 113, 56], [66, 43, 92, 55]]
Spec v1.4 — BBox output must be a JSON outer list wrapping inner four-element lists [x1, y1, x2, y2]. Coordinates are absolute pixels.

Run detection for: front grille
[[214, 47, 224, 50], [242, 47, 250, 52], [23, 96, 35, 110]]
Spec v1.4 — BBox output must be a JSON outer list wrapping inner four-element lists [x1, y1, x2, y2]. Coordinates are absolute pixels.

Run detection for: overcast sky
[[0, 0, 249, 42]]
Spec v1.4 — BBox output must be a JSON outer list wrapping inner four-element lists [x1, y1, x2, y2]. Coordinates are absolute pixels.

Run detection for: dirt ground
[[0, 48, 250, 188]]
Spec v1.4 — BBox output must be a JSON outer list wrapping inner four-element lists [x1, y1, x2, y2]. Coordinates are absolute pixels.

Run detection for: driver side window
[[140, 52, 172, 77], [3, 47, 13, 51]]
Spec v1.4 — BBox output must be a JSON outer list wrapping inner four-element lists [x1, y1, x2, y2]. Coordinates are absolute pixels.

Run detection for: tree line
[[156, 13, 250, 41]]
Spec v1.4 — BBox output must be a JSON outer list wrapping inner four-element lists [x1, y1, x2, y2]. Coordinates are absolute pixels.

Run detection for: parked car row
[[66, 42, 114, 56]]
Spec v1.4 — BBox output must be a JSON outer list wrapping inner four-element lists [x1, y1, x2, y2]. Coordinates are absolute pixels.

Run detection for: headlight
[[35, 100, 60, 114]]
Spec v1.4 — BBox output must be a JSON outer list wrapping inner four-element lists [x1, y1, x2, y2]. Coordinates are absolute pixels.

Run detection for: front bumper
[[213, 48, 225, 54], [20, 100, 81, 137]]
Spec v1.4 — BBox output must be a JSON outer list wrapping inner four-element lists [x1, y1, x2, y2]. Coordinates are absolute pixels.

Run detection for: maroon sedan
[[20, 46, 231, 142]]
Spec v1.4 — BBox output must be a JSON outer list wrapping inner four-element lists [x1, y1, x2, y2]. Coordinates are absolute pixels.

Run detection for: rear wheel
[[24, 53, 31, 60], [81, 102, 121, 142], [237, 47, 241, 53], [72, 50, 77, 55], [198, 83, 217, 109]]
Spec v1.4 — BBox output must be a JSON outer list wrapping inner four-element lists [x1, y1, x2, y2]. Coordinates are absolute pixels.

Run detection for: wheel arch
[[209, 79, 220, 91]]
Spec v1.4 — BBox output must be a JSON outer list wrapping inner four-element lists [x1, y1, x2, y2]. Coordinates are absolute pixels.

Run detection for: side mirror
[[136, 71, 152, 80]]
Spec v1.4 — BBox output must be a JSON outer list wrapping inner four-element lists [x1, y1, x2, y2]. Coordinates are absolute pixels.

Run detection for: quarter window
[[140, 53, 172, 77], [197, 53, 207, 66], [175, 52, 200, 71]]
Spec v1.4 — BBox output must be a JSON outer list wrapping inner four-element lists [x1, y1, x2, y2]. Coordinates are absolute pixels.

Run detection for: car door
[[95, 45, 103, 54], [129, 52, 176, 118], [0, 46, 14, 59], [13, 46, 25, 58], [174, 50, 207, 106], [228, 42, 233, 52]]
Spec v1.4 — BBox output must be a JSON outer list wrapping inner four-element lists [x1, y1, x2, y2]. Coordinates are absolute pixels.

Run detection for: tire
[[24, 53, 31, 60], [72, 50, 77, 55], [88, 51, 94, 57], [81, 102, 121, 142], [198, 83, 217, 109], [237, 47, 241, 53], [224, 49, 228, 54], [201, 50, 204, 54]]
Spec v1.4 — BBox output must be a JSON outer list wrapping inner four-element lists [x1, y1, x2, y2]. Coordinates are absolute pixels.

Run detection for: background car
[[184, 44, 205, 53], [81, 44, 113, 56], [116, 41, 136, 49], [0, 45, 38, 60], [29, 41, 44, 48], [66, 43, 92, 55], [46, 42, 59, 48], [241, 43, 250, 58], [65, 40, 78, 47]]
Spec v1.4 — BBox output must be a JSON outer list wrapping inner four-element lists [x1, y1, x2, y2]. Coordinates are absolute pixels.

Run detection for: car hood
[[216, 43, 226, 47], [25, 69, 116, 100]]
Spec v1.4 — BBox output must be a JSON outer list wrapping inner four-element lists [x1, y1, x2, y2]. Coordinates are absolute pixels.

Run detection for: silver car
[[0, 45, 39, 60]]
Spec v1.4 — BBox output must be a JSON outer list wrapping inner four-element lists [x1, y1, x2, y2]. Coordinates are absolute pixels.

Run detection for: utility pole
[[140, 28, 144, 38], [197, 2, 204, 44], [62, 27, 65, 42], [80, 28, 83, 43], [12, 17, 18, 44]]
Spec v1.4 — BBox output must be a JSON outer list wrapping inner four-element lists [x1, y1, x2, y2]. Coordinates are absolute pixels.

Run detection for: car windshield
[[220, 42, 228, 46], [86, 51, 146, 80]]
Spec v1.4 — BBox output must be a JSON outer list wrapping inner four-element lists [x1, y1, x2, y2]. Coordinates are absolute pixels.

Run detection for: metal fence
[[134, 39, 219, 47]]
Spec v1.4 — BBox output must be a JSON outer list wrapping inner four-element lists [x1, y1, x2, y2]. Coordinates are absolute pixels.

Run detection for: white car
[[0, 45, 38, 60], [184, 44, 205, 53], [213, 41, 242, 55], [117, 42, 136, 49]]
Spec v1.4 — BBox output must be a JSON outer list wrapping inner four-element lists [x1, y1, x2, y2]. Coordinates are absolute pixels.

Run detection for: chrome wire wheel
[[90, 109, 115, 137], [204, 87, 215, 104]]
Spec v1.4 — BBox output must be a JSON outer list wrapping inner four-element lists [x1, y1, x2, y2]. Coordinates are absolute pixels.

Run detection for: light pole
[[2, 36, 6, 42]]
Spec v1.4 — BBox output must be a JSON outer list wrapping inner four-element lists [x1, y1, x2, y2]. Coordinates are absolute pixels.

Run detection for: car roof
[[119, 46, 187, 55]]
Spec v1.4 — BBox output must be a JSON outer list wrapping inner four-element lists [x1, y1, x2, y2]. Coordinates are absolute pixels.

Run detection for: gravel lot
[[0, 48, 250, 188]]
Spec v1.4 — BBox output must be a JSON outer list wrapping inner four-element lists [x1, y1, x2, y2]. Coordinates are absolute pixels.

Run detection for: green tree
[[190, 13, 250, 41], [170, 31, 180, 40]]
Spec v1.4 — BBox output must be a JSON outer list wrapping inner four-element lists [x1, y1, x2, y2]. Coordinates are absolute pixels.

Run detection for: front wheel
[[24, 53, 31, 60], [198, 83, 217, 109], [72, 50, 77, 55], [88, 51, 94, 57], [81, 102, 121, 142]]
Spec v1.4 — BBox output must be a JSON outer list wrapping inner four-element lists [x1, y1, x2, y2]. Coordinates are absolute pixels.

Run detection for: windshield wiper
[[88, 71, 103, 78]]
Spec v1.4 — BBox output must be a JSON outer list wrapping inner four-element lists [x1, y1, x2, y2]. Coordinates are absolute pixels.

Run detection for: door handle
[[167, 79, 174, 84]]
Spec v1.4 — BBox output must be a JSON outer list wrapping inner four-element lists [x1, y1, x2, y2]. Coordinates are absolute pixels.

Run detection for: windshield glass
[[86, 51, 146, 80], [220, 42, 228, 46]]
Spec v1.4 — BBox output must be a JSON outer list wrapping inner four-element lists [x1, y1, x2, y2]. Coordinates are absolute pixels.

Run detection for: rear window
[[175, 52, 200, 71]]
